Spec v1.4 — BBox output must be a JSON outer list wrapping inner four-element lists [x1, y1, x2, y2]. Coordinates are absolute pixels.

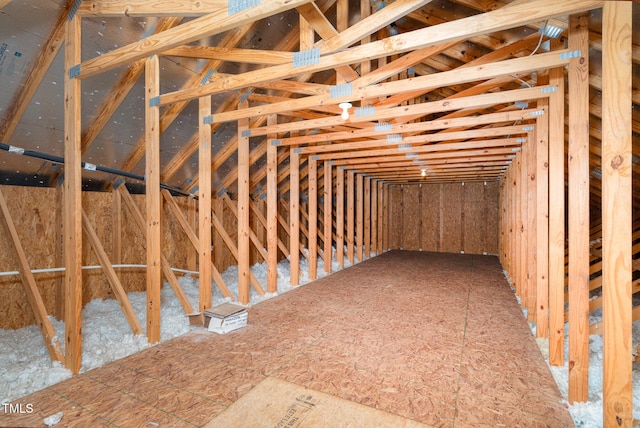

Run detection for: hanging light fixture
[[338, 102, 352, 120]]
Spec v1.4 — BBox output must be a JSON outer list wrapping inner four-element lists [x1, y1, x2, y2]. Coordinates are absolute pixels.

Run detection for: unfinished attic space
[[0, 0, 638, 426]]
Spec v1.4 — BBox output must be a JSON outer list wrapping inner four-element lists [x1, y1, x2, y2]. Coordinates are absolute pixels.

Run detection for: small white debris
[[43, 411, 63, 426]]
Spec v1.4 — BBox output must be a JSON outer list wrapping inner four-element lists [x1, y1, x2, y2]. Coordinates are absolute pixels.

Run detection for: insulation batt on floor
[[0, 252, 637, 427]]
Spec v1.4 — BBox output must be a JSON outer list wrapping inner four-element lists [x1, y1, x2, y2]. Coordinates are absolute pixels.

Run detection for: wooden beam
[[75, 0, 312, 79], [77, 0, 227, 16], [336, 167, 345, 268], [82, 209, 142, 335], [324, 162, 333, 273], [567, 13, 590, 404], [535, 88, 550, 339], [347, 171, 355, 265], [0, 189, 63, 363], [290, 151, 301, 285], [63, 13, 83, 375], [199, 95, 212, 315], [601, 2, 633, 426], [194, 50, 573, 121], [525, 126, 536, 323], [145, 54, 162, 344], [237, 100, 251, 304], [356, 173, 364, 262], [371, 179, 378, 255], [548, 67, 565, 367], [275, 109, 538, 147], [308, 159, 318, 280], [364, 177, 371, 259], [267, 115, 279, 293], [163, 45, 293, 65], [250, 198, 289, 258]]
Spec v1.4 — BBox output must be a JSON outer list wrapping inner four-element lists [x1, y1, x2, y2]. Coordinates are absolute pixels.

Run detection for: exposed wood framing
[[160, 190, 232, 303], [290, 151, 301, 285], [336, 167, 345, 268], [535, 88, 550, 339], [601, 2, 633, 426], [266, 114, 279, 293], [324, 162, 333, 273], [567, 13, 590, 404], [199, 95, 213, 316], [237, 100, 251, 305], [63, 13, 83, 374], [81, 209, 142, 335], [308, 158, 318, 280], [548, 66, 566, 366], [145, 54, 161, 344], [347, 171, 355, 265], [0, 189, 63, 363], [356, 173, 364, 262]]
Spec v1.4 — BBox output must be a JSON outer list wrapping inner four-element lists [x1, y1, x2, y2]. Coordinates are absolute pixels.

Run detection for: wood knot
[[611, 155, 624, 170]]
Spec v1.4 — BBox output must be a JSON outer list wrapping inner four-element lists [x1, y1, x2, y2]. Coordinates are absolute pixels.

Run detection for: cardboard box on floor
[[204, 303, 247, 334]]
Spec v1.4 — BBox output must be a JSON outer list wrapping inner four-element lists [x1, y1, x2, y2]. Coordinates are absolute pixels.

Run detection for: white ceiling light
[[338, 102, 352, 120]]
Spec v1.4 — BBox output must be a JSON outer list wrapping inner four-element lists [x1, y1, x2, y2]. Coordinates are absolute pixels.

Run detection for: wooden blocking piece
[[364, 176, 371, 258]]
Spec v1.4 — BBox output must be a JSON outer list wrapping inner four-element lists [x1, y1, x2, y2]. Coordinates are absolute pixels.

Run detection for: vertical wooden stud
[[186, 197, 197, 273], [267, 114, 279, 292], [199, 95, 212, 314], [364, 176, 371, 259], [378, 181, 384, 253], [356, 173, 363, 262], [567, 12, 590, 404], [145, 54, 161, 344], [526, 128, 537, 323], [383, 184, 389, 252], [336, 166, 345, 268], [347, 170, 355, 264], [549, 66, 565, 366], [602, 2, 633, 426], [308, 158, 318, 280], [112, 189, 122, 274], [323, 161, 332, 273], [290, 150, 300, 284], [536, 92, 550, 338], [371, 179, 378, 256], [238, 100, 250, 304], [63, 11, 82, 374]]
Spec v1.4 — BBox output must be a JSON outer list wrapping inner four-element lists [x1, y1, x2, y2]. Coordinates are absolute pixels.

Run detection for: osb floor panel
[[2, 251, 574, 428]]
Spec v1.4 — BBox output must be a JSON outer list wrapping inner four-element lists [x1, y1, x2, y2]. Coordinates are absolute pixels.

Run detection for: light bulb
[[338, 102, 352, 120], [421, 169, 426, 177]]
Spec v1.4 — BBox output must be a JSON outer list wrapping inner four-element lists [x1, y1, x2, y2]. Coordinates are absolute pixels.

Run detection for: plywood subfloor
[[2, 251, 574, 427]]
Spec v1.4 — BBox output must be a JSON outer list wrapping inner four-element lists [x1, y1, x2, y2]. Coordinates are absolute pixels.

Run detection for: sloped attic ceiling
[[0, 0, 638, 211]]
